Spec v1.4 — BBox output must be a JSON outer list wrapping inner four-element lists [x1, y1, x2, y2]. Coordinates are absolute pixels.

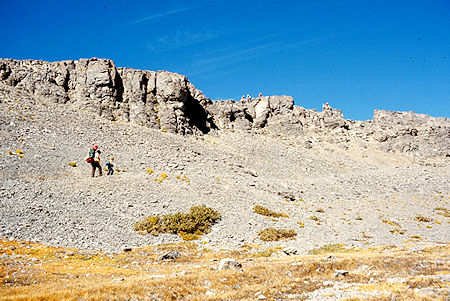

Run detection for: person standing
[[106, 156, 114, 175], [89, 145, 102, 177]]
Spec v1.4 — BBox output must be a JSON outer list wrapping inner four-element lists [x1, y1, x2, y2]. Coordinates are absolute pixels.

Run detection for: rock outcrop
[[366, 110, 450, 158], [1, 57, 448, 158], [0, 58, 214, 135]]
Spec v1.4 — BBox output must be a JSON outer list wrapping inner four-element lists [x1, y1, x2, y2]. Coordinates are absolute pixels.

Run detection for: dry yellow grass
[[0, 239, 449, 300]]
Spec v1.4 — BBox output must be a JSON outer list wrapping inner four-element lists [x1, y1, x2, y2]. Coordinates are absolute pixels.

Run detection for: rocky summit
[[0, 58, 449, 253]]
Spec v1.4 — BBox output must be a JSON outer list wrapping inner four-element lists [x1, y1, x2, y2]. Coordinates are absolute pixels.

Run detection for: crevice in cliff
[[141, 74, 149, 104], [62, 71, 70, 93], [244, 111, 253, 123], [184, 93, 216, 134], [114, 71, 124, 104]]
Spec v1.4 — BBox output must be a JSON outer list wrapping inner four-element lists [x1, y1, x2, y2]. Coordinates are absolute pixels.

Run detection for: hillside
[[0, 58, 449, 299], [0, 58, 449, 254]]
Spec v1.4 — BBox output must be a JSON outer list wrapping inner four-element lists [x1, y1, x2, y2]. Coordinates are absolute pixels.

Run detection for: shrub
[[258, 228, 296, 241], [134, 216, 163, 236], [253, 205, 288, 218], [134, 205, 221, 240]]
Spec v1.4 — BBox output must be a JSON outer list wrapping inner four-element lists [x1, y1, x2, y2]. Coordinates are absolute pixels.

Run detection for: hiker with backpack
[[86, 145, 103, 177]]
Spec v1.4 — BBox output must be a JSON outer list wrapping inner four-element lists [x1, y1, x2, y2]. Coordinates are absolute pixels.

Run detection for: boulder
[[218, 258, 242, 271], [159, 251, 181, 260]]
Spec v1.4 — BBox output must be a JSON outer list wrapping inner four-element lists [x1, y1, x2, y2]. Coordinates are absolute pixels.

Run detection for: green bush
[[309, 243, 354, 255], [134, 205, 221, 240], [258, 228, 296, 241], [253, 205, 288, 218]]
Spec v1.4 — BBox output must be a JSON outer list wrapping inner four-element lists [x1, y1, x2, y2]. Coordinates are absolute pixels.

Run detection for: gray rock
[[159, 251, 181, 260], [283, 247, 298, 255], [218, 258, 242, 271], [334, 269, 349, 277]]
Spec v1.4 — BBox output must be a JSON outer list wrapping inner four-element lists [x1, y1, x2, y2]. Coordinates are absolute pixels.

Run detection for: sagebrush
[[253, 205, 288, 218], [134, 205, 221, 240], [258, 228, 296, 241]]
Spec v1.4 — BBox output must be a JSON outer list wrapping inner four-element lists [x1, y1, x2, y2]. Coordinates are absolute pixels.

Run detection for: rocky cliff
[[0, 58, 213, 135], [1, 58, 448, 158]]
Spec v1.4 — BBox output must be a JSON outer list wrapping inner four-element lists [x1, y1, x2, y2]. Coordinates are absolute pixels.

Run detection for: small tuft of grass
[[409, 235, 422, 240], [310, 215, 320, 222], [309, 243, 355, 255], [68, 161, 77, 167], [414, 214, 433, 222], [258, 228, 296, 241], [434, 207, 449, 218], [134, 205, 221, 240], [253, 205, 288, 218], [256, 250, 273, 257], [146, 168, 154, 174], [176, 174, 190, 183], [381, 218, 401, 228], [362, 232, 373, 239], [390, 228, 406, 235], [315, 208, 324, 213]]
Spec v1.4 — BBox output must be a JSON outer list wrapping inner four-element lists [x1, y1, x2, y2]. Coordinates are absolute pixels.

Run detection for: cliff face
[[1, 58, 449, 158], [0, 58, 213, 135]]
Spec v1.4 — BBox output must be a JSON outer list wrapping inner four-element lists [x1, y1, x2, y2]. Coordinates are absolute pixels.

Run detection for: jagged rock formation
[[0, 58, 448, 158], [0, 58, 213, 135]]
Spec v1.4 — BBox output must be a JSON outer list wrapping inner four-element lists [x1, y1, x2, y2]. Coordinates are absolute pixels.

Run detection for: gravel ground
[[0, 84, 449, 253]]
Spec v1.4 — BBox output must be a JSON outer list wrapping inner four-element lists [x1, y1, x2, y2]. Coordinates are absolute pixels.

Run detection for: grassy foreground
[[0, 238, 448, 300]]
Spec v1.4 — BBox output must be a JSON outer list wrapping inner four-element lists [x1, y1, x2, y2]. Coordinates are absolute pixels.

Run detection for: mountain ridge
[[1, 57, 448, 159]]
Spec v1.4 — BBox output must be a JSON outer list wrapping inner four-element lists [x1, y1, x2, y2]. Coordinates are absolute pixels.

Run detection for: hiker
[[93, 149, 102, 177], [259, 92, 262, 98], [106, 156, 114, 175], [246, 94, 251, 101], [241, 95, 245, 101], [86, 145, 102, 177], [322, 102, 330, 110]]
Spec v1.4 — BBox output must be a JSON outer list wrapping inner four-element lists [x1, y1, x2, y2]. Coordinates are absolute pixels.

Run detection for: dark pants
[[91, 161, 102, 177], [107, 166, 114, 175]]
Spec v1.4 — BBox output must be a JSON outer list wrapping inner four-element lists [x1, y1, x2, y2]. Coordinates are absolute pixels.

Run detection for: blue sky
[[1, 0, 449, 120]]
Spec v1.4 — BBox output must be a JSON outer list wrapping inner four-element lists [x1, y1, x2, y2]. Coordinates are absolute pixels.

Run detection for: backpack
[[86, 149, 95, 163]]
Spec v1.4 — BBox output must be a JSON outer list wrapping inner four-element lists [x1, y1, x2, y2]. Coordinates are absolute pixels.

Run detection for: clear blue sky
[[1, 0, 449, 120]]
